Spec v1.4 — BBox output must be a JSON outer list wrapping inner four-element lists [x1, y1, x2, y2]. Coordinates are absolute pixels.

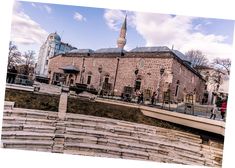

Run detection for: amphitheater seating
[[1, 106, 223, 167]]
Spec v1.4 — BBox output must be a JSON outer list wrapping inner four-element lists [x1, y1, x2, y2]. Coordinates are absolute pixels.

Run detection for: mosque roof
[[68, 49, 94, 54], [95, 48, 126, 53], [130, 46, 171, 52], [60, 65, 80, 72], [172, 50, 189, 62]]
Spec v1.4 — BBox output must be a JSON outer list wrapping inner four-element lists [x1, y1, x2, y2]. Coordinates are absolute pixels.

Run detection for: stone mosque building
[[46, 16, 206, 103]]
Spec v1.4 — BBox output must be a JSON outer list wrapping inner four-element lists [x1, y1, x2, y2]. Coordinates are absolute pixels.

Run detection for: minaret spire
[[117, 14, 127, 49]]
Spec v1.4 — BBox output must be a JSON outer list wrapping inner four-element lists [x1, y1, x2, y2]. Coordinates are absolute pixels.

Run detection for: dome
[[48, 32, 61, 42]]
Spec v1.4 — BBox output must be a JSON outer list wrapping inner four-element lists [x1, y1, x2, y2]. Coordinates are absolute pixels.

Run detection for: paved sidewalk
[[99, 96, 225, 122]]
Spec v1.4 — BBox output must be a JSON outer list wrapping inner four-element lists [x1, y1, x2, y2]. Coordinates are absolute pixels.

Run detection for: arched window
[[104, 77, 109, 84], [104, 73, 110, 84], [87, 71, 92, 85], [135, 78, 142, 91], [87, 75, 92, 84], [175, 80, 180, 97]]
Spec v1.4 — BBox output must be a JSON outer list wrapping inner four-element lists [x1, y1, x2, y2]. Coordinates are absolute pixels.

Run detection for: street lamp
[[81, 66, 85, 84], [98, 65, 103, 95], [156, 67, 165, 102]]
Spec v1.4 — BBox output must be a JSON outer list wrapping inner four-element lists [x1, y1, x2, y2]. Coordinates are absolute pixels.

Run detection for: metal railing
[[6, 72, 34, 86]]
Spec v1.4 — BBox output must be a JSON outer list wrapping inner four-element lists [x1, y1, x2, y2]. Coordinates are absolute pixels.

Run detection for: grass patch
[[5, 89, 59, 111], [67, 97, 181, 130]]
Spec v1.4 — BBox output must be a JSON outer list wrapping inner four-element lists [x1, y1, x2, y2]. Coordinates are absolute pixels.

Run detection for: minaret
[[117, 15, 127, 49]]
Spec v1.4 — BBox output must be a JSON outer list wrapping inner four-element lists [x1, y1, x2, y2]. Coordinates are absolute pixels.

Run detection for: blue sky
[[11, 1, 234, 60]]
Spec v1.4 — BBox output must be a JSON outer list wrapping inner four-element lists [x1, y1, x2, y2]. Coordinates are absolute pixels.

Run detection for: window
[[45, 60, 48, 65], [104, 77, 109, 84], [175, 80, 180, 97], [135, 80, 141, 91], [87, 75, 91, 84], [70, 79, 74, 85]]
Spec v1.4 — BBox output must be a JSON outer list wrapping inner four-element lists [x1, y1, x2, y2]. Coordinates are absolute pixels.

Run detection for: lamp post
[[81, 66, 85, 84], [134, 68, 139, 91], [98, 65, 103, 95], [156, 67, 165, 102]]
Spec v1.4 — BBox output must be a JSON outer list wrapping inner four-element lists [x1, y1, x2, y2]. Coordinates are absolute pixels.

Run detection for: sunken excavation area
[[2, 89, 224, 167]]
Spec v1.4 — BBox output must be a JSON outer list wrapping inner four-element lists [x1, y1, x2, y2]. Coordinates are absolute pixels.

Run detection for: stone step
[[8, 108, 201, 143], [65, 113, 202, 142], [64, 132, 209, 165], [64, 127, 204, 156], [64, 142, 207, 165], [3, 116, 57, 126], [1, 131, 54, 140], [64, 120, 202, 147], [65, 142, 149, 158], [64, 149, 122, 158], [1, 140, 53, 152], [1, 123, 24, 131], [4, 108, 58, 120], [4, 101, 15, 110], [2, 123, 56, 134], [23, 124, 56, 133], [1, 139, 53, 150], [0, 107, 223, 167]]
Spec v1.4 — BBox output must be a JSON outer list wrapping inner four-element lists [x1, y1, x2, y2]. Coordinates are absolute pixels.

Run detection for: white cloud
[[133, 12, 232, 60], [194, 24, 202, 30], [73, 12, 86, 22], [205, 21, 212, 25], [31, 3, 36, 8], [104, 10, 233, 60], [11, 2, 48, 45], [30, 3, 52, 14], [44, 5, 52, 14], [104, 9, 126, 31]]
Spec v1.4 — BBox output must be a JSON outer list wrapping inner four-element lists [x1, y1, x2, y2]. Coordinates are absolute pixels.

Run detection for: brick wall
[[48, 52, 205, 103], [171, 57, 205, 103]]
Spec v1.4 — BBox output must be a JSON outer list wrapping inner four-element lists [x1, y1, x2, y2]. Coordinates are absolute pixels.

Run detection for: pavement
[[99, 95, 226, 122]]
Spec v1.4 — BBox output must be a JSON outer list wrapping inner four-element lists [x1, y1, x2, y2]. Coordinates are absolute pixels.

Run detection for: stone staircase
[[1, 107, 223, 167]]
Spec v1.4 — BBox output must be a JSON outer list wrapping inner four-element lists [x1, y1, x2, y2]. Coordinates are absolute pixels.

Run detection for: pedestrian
[[151, 92, 156, 105], [136, 90, 141, 104], [221, 99, 227, 120], [210, 104, 217, 120], [140, 92, 144, 104]]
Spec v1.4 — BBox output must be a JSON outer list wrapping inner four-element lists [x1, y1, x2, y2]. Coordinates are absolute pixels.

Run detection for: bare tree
[[8, 41, 22, 69], [212, 58, 231, 75], [210, 69, 224, 91], [185, 50, 208, 68], [21, 50, 35, 75]]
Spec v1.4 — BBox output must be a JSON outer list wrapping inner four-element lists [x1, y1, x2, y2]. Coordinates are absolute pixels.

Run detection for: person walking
[[140, 92, 144, 104], [210, 104, 218, 120], [151, 92, 156, 105], [136, 90, 141, 104], [221, 99, 227, 120]]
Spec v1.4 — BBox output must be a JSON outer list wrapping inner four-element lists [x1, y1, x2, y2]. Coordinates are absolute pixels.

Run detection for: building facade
[[35, 32, 76, 78], [48, 47, 206, 103], [196, 66, 229, 104], [45, 16, 205, 103]]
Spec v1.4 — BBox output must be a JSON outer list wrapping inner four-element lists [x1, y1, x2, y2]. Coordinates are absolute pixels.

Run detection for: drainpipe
[[80, 57, 85, 83], [113, 56, 120, 96]]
